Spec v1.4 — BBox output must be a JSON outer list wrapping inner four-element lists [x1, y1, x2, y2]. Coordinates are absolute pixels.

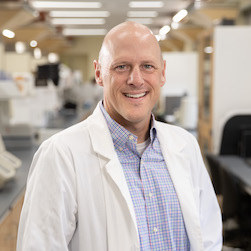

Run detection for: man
[[17, 22, 222, 250]]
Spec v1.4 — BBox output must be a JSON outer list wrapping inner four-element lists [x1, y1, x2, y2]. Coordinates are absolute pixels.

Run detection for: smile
[[124, 92, 147, 98]]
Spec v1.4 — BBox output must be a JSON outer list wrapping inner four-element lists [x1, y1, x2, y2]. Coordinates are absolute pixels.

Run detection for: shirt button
[[153, 227, 158, 233], [148, 192, 153, 198], [128, 135, 134, 140], [118, 147, 123, 151]]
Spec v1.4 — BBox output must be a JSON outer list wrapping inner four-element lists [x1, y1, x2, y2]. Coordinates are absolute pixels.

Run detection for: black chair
[[207, 115, 251, 217], [206, 115, 251, 248]]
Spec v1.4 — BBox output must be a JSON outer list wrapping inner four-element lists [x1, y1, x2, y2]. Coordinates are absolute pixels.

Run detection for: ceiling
[[0, 0, 247, 53]]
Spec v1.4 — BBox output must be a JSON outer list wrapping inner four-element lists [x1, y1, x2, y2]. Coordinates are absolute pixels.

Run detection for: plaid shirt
[[100, 103, 190, 250]]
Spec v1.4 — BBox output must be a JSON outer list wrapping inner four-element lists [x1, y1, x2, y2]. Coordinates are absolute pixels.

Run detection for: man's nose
[[127, 66, 144, 86]]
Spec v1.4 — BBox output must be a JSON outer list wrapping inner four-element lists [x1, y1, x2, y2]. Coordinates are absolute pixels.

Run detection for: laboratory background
[[0, 0, 251, 250]]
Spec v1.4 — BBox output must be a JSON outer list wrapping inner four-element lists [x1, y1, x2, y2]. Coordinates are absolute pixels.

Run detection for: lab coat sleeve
[[17, 138, 77, 251], [190, 135, 223, 251]]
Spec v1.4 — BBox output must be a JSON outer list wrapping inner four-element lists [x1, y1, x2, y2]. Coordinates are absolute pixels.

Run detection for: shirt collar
[[99, 101, 157, 148]]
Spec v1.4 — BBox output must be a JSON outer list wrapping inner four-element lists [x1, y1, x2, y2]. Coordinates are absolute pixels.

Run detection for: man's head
[[94, 21, 166, 133]]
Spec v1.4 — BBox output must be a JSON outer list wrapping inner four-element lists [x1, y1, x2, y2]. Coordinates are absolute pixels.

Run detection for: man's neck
[[120, 119, 151, 143]]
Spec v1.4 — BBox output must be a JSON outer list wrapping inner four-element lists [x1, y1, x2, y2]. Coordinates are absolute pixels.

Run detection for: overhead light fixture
[[2, 29, 15, 39], [127, 18, 153, 25], [31, 1, 102, 9], [159, 34, 166, 40], [172, 9, 188, 23], [155, 34, 161, 42], [30, 40, 38, 47], [48, 53, 59, 63], [204, 46, 213, 54], [127, 11, 158, 17], [63, 28, 107, 36], [34, 48, 42, 59], [194, 0, 203, 9], [15, 42, 26, 54], [171, 22, 179, 29], [49, 11, 110, 18], [51, 18, 105, 25], [159, 25, 170, 35], [129, 1, 164, 8]]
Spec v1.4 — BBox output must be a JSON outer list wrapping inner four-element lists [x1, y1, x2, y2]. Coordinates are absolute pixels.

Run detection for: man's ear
[[93, 60, 103, 86], [160, 60, 166, 87]]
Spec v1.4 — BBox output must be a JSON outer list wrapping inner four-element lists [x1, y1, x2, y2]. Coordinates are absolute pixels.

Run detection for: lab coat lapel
[[157, 124, 203, 251], [87, 105, 138, 235]]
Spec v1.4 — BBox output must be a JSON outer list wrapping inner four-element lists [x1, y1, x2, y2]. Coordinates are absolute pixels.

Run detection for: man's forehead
[[99, 22, 162, 63]]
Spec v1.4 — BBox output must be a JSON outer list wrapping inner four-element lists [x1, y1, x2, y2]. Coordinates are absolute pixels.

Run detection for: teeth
[[125, 92, 146, 98]]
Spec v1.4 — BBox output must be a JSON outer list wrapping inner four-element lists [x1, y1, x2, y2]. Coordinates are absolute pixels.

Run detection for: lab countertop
[[208, 155, 251, 196]]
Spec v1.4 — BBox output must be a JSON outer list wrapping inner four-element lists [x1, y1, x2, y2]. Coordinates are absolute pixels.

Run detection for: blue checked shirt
[[100, 103, 190, 250]]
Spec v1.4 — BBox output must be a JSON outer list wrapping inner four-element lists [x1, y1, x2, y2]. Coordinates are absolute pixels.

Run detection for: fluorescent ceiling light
[[127, 11, 158, 17], [63, 28, 107, 36], [172, 9, 188, 23], [15, 42, 26, 54], [129, 1, 164, 8], [194, 0, 203, 9], [30, 40, 38, 47], [159, 34, 166, 40], [31, 1, 102, 9], [51, 18, 105, 25], [159, 25, 170, 35], [171, 22, 179, 29], [49, 11, 110, 18], [2, 29, 15, 38], [127, 18, 153, 24], [155, 35, 160, 41]]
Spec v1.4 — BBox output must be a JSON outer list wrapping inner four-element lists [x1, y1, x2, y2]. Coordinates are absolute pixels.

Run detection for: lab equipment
[[0, 80, 35, 148], [0, 134, 21, 189]]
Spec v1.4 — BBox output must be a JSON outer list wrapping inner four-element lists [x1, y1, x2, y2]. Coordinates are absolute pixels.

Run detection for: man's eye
[[144, 64, 154, 70], [115, 65, 127, 71]]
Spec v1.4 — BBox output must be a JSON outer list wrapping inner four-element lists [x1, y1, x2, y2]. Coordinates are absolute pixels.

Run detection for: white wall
[[30, 56, 48, 72], [1, 51, 48, 75], [162, 52, 198, 97], [4, 52, 32, 73], [213, 26, 251, 153], [62, 36, 104, 81]]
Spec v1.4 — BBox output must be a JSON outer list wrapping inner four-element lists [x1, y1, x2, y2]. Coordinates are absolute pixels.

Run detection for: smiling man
[[17, 22, 222, 251]]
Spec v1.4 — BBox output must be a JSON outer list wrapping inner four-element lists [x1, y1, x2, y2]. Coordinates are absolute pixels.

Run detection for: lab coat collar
[[87, 104, 139, 241], [87, 104, 117, 160]]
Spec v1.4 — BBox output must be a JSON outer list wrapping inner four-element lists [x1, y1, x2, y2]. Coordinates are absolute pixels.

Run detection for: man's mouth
[[124, 92, 147, 98]]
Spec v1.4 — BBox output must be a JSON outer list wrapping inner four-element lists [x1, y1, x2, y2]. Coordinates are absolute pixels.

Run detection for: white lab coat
[[17, 104, 222, 251]]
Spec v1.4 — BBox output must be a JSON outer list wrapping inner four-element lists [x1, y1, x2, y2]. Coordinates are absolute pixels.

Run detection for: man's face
[[94, 30, 166, 129]]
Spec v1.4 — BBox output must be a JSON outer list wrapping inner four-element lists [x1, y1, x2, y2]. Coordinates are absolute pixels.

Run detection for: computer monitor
[[35, 63, 59, 86]]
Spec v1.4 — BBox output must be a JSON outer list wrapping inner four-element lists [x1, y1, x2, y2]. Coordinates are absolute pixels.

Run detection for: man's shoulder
[[155, 120, 193, 138], [40, 117, 92, 151]]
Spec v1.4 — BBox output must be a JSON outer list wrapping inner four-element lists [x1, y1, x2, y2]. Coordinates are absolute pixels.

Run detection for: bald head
[[98, 21, 163, 66], [93, 21, 166, 140]]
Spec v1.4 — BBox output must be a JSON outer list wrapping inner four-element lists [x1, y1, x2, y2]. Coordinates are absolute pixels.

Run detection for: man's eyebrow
[[110, 60, 131, 67]]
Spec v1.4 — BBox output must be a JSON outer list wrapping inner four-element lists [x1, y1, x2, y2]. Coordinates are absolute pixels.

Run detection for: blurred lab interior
[[0, 0, 251, 250]]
